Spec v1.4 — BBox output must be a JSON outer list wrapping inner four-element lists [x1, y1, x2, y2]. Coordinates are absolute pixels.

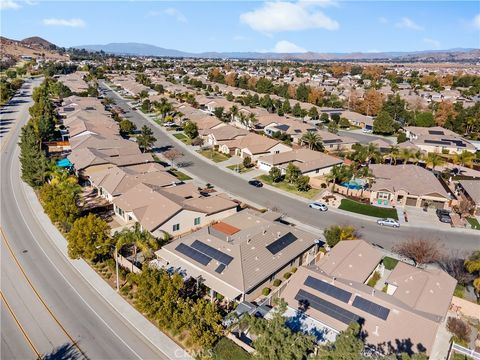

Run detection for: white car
[[308, 202, 328, 211], [376, 218, 400, 228], [362, 128, 373, 134], [164, 122, 177, 127]]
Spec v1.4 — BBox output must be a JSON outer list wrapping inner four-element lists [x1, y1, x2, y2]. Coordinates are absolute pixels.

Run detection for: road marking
[[0, 290, 42, 360], [1, 228, 90, 360]]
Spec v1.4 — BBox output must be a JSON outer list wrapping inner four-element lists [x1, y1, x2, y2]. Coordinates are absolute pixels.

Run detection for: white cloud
[[0, 0, 21, 9], [473, 14, 480, 29], [43, 18, 86, 27], [273, 40, 306, 53], [164, 7, 187, 23], [396, 17, 423, 31], [423, 38, 441, 49], [240, 1, 339, 33], [378, 16, 388, 24], [298, 0, 338, 8]]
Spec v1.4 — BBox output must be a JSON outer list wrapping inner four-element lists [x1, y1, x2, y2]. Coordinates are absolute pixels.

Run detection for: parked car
[[362, 128, 373, 134], [248, 180, 263, 188], [164, 122, 177, 127], [376, 218, 400, 228], [436, 209, 452, 224], [308, 202, 328, 211]]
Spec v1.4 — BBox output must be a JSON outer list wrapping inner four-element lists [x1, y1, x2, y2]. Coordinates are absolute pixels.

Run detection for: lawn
[[212, 337, 252, 360], [339, 199, 398, 219], [382, 256, 399, 271], [467, 217, 480, 230], [198, 149, 231, 163], [257, 175, 320, 200], [168, 169, 192, 181], [173, 132, 192, 145], [227, 164, 254, 173]]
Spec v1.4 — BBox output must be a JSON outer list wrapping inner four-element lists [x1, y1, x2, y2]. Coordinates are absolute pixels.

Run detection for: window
[[194, 217, 201, 226], [173, 224, 180, 232]]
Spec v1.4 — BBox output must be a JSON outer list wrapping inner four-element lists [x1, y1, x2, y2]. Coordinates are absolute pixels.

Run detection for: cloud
[[273, 40, 306, 53], [163, 7, 187, 23], [0, 0, 20, 9], [240, 1, 339, 33], [378, 16, 388, 24], [298, 0, 338, 8], [473, 14, 480, 29], [423, 38, 441, 49], [396, 17, 423, 31], [42, 18, 86, 27]]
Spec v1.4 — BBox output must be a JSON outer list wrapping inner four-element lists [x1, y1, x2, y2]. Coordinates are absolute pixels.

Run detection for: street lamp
[[97, 244, 119, 292]]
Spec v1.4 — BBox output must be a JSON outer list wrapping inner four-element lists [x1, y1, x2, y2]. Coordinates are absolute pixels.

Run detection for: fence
[[449, 342, 480, 360], [334, 185, 371, 200], [450, 296, 480, 320], [116, 253, 141, 274]]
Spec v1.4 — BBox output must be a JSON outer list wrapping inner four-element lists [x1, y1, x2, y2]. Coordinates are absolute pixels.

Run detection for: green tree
[[114, 222, 159, 262], [282, 99, 291, 114], [67, 214, 112, 261], [425, 152, 445, 170], [308, 107, 319, 120], [301, 131, 323, 151], [397, 132, 407, 144], [269, 166, 283, 183], [414, 111, 435, 127], [320, 112, 330, 123], [453, 150, 475, 168], [339, 117, 351, 128], [317, 322, 366, 359], [141, 99, 151, 112], [137, 125, 157, 152], [119, 119, 137, 135], [18, 123, 49, 187], [214, 106, 225, 121], [292, 103, 303, 117], [242, 156, 252, 168], [296, 83, 309, 102], [327, 121, 338, 134], [296, 175, 311, 192], [373, 111, 395, 135], [324, 225, 357, 247], [183, 120, 199, 139], [285, 163, 301, 184]]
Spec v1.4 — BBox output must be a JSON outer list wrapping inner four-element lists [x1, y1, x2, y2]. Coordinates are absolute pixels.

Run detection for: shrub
[[262, 287, 271, 296], [367, 271, 381, 287], [382, 256, 399, 270], [283, 272, 292, 280], [216, 293, 225, 301], [291, 267, 298, 273], [273, 279, 282, 287], [447, 317, 471, 343], [454, 284, 465, 299]]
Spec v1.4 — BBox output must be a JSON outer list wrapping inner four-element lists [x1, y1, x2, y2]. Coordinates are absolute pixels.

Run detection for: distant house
[[280, 240, 456, 356], [204, 125, 248, 146], [316, 130, 357, 152], [369, 164, 451, 209], [341, 110, 374, 130], [155, 209, 321, 301], [218, 133, 291, 162], [257, 149, 343, 177], [404, 126, 476, 154]]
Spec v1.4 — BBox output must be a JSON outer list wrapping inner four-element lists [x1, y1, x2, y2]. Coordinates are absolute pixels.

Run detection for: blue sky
[[2, 0, 479, 53]]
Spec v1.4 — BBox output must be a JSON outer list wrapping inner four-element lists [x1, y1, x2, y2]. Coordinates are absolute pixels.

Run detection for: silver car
[[308, 202, 328, 211], [376, 218, 400, 228]]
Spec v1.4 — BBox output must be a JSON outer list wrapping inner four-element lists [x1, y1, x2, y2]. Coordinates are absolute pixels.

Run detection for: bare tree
[[392, 238, 445, 267], [163, 149, 183, 167], [454, 199, 475, 218], [438, 250, 474, 285], [446, 317, 471, 343]]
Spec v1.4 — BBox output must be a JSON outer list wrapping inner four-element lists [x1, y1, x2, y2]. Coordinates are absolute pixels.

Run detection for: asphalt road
[[1, 79, 171, 360], [102, 83, 480, 253]]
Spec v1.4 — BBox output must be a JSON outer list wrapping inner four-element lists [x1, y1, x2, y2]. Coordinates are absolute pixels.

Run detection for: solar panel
[[428, 130, 445, 135], [191, 240, 233, 265], [352, 296, 390, 320], [266, 233, 298, 255], [215, 264, 226, 274], [323, 139, 342, 144], [424, 139, 450, 145], [304, 276, 352, 303], [295, 289, 362, 325], [175, 243, 211, 266]]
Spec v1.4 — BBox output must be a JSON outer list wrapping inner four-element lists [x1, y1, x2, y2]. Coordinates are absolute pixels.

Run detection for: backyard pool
[[341, 179, 366, 190]]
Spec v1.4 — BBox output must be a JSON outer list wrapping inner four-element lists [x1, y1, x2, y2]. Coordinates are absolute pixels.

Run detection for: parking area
[[403, 206, 453, 230]]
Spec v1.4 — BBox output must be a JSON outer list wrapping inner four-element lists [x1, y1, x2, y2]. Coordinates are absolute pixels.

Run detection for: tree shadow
[[42, 343, 83, 360]]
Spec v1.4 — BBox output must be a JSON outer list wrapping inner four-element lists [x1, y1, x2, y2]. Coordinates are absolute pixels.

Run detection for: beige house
[[369, 164, 451, 209], [280, 240, 456, 356], [112, 183, 238, 238], [317, 130, 357, 152], [257, 149, 343, 177], [204, 125, 248, 146], [458, 180, 480, 215], [155, 209, 321, 301], [218, 133, 291, 162], [404, 126, 476, 154]]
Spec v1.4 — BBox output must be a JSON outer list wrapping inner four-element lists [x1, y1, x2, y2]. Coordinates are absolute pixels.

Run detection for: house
[[257, 149, 343, 177], [369, 164, 451, 209], [218, 133, 291, 161], [341, 110, 374, 130], [204, 125, 248, 146], [257, 115, 317, 144], [280, 240, 456, 356], [457, 180, 480, 215], [112, 183, 238, 238], [316, 130, 357, 152], [155, 209, 321, 301], [404, 126, 476, 154], [57, 72, 89, 93]]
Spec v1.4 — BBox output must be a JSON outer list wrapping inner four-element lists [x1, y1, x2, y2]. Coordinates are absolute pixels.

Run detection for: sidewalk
[[21, 177, 192, 359]]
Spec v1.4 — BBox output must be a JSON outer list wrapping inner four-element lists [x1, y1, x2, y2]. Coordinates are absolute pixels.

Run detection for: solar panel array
[[191, 240, 233, 265], [428, 130, 445, 135], [175, 243, 211, 266], [266, 232, 298, 255], [304, 276, 352, 303], [215, 264, 226, 274], [352, 296, 390, 320], [295, 289, 362, 325], [424, 139, 450, 145]]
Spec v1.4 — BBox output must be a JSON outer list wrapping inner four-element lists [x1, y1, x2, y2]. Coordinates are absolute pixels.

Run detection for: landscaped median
[[338, 198, 399, 219], [257, 175, 320, 200]]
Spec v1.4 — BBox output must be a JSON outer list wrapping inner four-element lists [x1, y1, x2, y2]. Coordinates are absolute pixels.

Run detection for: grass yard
[[212, 337, 252, 360], [339, 199, 398, 219], [227, 164, 254, 173], [467, 217, 480, 230], [168, 169, 192, 181], [173, 132, 192, 145], [198, 149, 231, 163], [257, 175, 320, 200], [382, 256, 399, 271]]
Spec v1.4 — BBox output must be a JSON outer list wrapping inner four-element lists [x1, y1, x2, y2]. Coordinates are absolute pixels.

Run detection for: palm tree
[[365, 143, 381, 164], [387, 145, 400, 165], [301, 131, 323, 151], [248, 113, 258, 130], [410, 150, 424, 165], [453, 150, 475, 168], [238, 112, 248, 129], [425, 152, 445, 171], [114, 223, 159, 265], [229, 105, 238, 123], [399, 148, 412, 164]]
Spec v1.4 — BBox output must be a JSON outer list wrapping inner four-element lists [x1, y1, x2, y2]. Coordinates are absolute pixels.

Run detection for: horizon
[[2, 0, 479, 54]]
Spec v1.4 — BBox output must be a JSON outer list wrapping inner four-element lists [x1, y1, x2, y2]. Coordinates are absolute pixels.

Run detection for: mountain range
[[73, 42, 480, 61]]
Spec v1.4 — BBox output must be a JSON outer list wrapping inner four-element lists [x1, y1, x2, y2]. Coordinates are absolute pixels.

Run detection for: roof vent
[[372, 289, 375, 296]]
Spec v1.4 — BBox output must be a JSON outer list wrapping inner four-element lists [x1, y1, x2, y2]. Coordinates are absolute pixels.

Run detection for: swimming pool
[[341, 180, 366, 190]]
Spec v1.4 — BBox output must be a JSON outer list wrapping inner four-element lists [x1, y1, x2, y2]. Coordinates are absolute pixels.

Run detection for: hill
[[1, 36, 68, 61]]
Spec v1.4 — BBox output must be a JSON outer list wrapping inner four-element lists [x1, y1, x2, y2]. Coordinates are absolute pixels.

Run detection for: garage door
[[405, 197, 417, 206], [427, 200, 446, 209]]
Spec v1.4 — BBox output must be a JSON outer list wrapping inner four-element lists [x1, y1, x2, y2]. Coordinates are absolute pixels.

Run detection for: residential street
[[0, 79, 176, 360], [102, 83, 480, 252]]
